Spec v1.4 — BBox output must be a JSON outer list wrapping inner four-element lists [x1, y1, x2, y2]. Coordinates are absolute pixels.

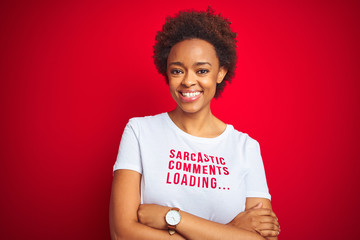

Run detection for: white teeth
[[182, 92, 201, 97]]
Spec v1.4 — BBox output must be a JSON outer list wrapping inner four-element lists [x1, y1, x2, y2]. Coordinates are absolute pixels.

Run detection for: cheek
[[168, 78, 180, 91], [202, 79, 218, 99], [202, 77, 218, 91], [168, 82, 178, 99], [168, 81, 176, 91]]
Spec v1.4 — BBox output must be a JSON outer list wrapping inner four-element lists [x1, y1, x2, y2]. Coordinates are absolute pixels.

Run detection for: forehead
[[167, 39, 219, 65]]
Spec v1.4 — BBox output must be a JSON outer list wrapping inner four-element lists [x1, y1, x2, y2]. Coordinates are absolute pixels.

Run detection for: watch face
[[166, 210, 181, 225]]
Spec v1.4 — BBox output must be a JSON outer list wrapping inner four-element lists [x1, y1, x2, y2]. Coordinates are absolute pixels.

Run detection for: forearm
[[110, 220, 185, 240], [110, 171, 186, 240], [177, 210, 265, 240], [138, 204, 265, 240]]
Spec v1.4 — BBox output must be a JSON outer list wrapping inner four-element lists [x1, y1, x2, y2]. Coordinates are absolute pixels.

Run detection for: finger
[[253, 208, 278, 221], [259, 229, 280, 237], [270, 210, 278, 220], [256, 223, 280, 232], [259, 216, 280, 226], [254, 202, 263, 209], [252, 208, 273, 216], [248, 202, 263, 210]]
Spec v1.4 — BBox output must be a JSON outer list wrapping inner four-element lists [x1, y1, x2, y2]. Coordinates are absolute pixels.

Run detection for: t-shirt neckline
[[163, 112, 232, 143]]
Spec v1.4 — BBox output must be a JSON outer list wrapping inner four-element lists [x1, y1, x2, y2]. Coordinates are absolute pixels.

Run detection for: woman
[[110, 8, 279, 240]]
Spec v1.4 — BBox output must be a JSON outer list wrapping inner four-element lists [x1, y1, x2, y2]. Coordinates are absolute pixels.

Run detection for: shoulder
[[227, 125, 260, 148], [126, 112, 168, 134], [127, 112, 166, 124]]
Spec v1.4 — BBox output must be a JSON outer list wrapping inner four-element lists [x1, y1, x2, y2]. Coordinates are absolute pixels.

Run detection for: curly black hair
[[153, 7, 237, 98]]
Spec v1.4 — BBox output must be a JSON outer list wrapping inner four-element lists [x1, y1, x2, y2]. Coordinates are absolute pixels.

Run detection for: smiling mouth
[[180, 91, 202, 97]]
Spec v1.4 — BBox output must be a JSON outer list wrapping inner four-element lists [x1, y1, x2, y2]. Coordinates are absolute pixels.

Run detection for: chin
[[178, 104, 205, 114]]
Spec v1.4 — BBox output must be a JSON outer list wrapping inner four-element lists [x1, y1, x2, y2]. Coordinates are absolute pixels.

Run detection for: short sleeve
[[244, 139, 271, 200], [113, 119, 143, 174]]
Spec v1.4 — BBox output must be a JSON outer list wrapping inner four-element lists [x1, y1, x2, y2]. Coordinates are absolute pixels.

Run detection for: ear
[[217, 66, 228, 84]]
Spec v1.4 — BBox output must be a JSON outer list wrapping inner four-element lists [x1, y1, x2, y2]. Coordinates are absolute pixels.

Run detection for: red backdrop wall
[[1, 0, 359, 239]]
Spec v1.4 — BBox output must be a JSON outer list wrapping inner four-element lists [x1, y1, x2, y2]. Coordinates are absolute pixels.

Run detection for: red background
[[1, 0, 359, 239]]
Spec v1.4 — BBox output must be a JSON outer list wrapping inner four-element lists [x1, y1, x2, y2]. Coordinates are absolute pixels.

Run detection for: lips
[[178, 90, 203, 102], [181, 91, 201, 97]]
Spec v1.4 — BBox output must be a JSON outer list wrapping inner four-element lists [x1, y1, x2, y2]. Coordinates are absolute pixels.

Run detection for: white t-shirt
[[113, 113, 271, 224]]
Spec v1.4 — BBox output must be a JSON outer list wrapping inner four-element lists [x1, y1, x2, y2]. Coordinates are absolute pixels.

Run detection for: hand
[[137, 204, 169, 230], [227, 202, 280, 238]]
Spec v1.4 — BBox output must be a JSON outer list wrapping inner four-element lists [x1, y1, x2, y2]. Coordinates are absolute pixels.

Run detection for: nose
[[181, 72, 196, 87]]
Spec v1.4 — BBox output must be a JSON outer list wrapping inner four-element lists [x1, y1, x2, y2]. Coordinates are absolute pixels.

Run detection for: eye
[[197, 69, 209, 74], [170, 69, 183, 75]]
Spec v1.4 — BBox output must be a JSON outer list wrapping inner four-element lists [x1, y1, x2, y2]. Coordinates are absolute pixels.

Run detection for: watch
[[165, 207, 181, 235]]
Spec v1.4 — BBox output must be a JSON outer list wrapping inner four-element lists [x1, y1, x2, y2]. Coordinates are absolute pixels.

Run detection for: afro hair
[[153, 7, 237, 98]]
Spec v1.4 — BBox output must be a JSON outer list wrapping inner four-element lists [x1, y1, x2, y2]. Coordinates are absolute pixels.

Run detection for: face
[[167, 39, 227, 114]]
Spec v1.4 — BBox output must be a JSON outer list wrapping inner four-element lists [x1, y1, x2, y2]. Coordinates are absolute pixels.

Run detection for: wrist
[[160, 206, 170, 230], [137, 204, 170, 230], [165, 207, 182, 235]]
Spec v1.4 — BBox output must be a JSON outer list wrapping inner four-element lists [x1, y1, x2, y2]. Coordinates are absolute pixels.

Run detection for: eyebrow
[[194, 62, 212, 67], [168, 62, 212, 67]]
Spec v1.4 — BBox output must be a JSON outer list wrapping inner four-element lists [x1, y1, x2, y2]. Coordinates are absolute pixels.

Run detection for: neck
[[168, 106, 225, 138]]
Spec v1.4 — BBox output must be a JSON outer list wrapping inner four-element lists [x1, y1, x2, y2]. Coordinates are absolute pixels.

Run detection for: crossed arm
[[110, 169, 279, 240]]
